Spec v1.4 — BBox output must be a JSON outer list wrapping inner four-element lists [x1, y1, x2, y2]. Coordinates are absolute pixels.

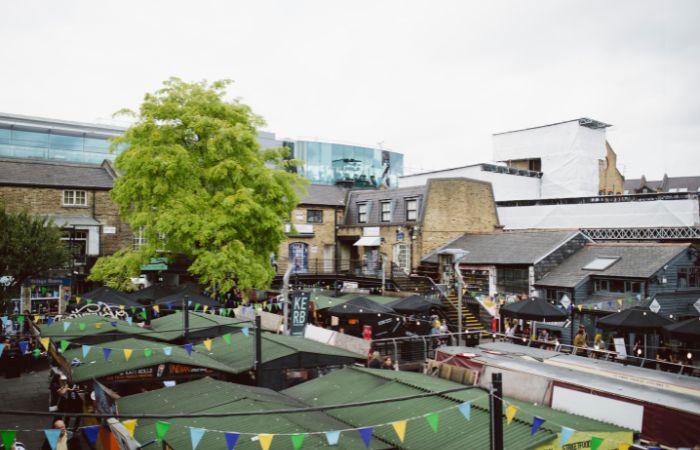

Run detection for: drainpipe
[[281, 263, 293, 335], [453, 251, 470, 346]]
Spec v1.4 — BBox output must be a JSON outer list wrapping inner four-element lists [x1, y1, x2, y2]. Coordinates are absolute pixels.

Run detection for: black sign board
[[290, 291, 311, 336]]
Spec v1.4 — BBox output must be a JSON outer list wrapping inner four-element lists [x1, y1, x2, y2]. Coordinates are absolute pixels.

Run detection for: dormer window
[[406, 198, 418, 221], [381, 201, 391, 222], [358, 203, 368, 223]]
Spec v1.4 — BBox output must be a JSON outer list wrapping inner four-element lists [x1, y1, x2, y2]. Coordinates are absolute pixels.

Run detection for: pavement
[[0, 366, 53, 449]]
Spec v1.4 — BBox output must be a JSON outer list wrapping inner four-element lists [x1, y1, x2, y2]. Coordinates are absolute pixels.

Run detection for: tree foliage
[[89, 78, 306, 291], [0, 203, 70, 310]]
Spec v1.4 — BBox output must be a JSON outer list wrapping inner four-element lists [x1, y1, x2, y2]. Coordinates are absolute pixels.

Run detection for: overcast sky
[[1, 0, 698, 179]]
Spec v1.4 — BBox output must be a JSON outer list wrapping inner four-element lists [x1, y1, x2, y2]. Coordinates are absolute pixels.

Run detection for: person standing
[[573, 328, 588, 356], [368, 351, 382, 369]]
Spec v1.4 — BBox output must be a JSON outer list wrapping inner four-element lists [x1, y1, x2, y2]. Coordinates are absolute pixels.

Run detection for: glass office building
[[0, 113, 125, 165], [290, 140, 404, 188]]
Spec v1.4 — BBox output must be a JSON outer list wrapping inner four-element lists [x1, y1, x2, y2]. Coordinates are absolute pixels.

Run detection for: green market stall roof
[[147, 311, 251, 342], [62, 337, 238, 383], [194, 331, 365, 374], [282, 367, 632, 450], [116, 377, 375, 449], [37, 315, 151, 344]]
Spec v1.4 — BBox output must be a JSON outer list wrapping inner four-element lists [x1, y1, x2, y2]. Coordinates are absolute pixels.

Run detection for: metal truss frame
[[581, 227, 700, 241]]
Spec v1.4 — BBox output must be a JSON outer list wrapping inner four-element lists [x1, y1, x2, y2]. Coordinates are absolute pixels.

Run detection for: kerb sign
[[290, 291, 311, 336]]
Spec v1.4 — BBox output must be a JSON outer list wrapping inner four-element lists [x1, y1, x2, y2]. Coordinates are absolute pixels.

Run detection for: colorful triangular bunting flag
[[59, 340, 70, 353], [103, 347, 112, 361], [425, 412, 439, 432], [531, 416, 545, 435], [291, 433, 305, 450], [82, 425, 100, 446], [44, 429, 62, 450], [123, 348, 133, 362], [222, 333, 232, 345], [203, 339, 212, 352], [325, 431, 340, 445], [1, 430, 17, 450], [163, 347, 172, 356], [40, 337, 50, 351], [505, 404, 518, 425], [258, 434, 273, 450], [144, 348, 153, 358], [359, 427, 373, 448], [190, 427, 206, 450], [591, 436, 604, 450], [122, 419, 137, 438], [224, 432, 239, 450], [184, 343, 193, 355], [155, 421, 171, 441], [458, 402, 471, 420], [391, 421, 407, 443], [560, 427, 575, 447], [63, 321, 71, 332], [242, 328, 250, 337], [82, 345, 91, 358]]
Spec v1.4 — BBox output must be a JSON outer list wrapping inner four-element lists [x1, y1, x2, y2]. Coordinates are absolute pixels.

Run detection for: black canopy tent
[[663, 317, 700, 342], [326, 297, 402, 339], [387, 294, 446, 314], [154, 290, 221, 310], [80, 286, 142, 309], [500, 297, 568, 322]]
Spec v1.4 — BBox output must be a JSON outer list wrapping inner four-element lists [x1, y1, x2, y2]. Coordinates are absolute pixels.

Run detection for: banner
[[290, 291, 311, 337]]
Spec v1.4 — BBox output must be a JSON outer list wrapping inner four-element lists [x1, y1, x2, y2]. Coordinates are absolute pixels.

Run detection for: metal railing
[[274, 257, 387, 279], [371, 331, 483, 365], [490, 332, 699, 376]]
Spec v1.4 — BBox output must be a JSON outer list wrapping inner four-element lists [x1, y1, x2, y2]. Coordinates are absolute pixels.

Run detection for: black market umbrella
[[597, 307, 673, 332], [327, 296, 395, 317], [155, 290, 221, 310], [128, 284, 183, 302], [500, 297, 568, 322], [81, 286, 142, 308], [387, 295, 446, 314], [663, 317, 700, 341]]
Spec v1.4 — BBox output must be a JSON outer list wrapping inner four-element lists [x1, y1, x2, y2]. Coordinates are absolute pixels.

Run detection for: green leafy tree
[[0, 204, 70, 313], [89, 78, 306, 292]]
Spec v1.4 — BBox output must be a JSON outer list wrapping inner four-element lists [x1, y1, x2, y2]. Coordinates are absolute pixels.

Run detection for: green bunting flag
[[291, 433, 305, 450], [591, 436, 604, 450], [131, 307, 136, 314], [144, 348, 153, 358], [79, 323, 86, 331], [17, 315, 24, 325], [140, 310, 147, 320], [155, 421, 171, 441], [1, 430, 17, 450], [425, 412, 439, 432], [60, 340, 70, 353], [222, 334, 232, 345]]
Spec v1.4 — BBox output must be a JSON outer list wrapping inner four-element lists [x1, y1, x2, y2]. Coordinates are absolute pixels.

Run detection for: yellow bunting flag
[[618, 444, 630, 450], [95, 323, 103, 329], [505, 405, 518, 425], [122, 419, 137, 437], [203, 305, 209, 313], [391, 421, 407, 443], [34, 315, 40, 323], [617, 299, 623, 306], [123, 349, 133, 362], [258, 434, 273, 450], [153, 305, 160, 314], [577, 304, 583, 312], [203, 339, 212, 352], [119, 305, 125, 311], [76, 297, 81, 304], [40, 337, 50, 351]]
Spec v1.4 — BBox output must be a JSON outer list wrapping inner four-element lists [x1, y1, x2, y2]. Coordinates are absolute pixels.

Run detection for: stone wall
[[598, 142, 625, 195], [277, 205, 341, 272]]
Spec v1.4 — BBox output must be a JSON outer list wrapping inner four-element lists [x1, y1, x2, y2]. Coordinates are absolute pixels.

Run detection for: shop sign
[[57, 303, 129, 321], [290, 291, 311, 336], [103, 363, 213, 382], [26, 277, 71, 286]]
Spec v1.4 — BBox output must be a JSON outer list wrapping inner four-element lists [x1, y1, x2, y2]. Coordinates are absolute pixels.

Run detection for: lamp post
[[451, 250, 469, 346]]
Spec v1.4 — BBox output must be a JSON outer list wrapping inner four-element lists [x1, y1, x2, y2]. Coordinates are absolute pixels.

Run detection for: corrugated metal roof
[[148, 311, 250, 342], [63, 337, 238, 382], [312, 291, 402, 311], [283, 367, 558, 449], [423, 230, 581, 264], [38, 315, 150, 342], [195, 331, 365, 373], [536, 243, 690, 288], [116, 377, 375, 449]]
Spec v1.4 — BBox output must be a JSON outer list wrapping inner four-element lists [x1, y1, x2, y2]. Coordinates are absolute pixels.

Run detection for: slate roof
[[343, 185, 426, 226], [299, 184, 348, 206], [625, 176, 700, 193], [0, 157, 115, 189], [423, 229, 582, 264], [535, 243, 690, 288]]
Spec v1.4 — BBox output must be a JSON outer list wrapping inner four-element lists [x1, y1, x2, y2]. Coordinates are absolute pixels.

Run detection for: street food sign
[[290, 291, 311, 336]]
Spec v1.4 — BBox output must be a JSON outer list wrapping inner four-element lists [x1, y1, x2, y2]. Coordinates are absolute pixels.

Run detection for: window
[[583, 257, 619, 271], [496, 268, 529, 295], [63, 190, 87, 206], [61, 229, 88, 264], [593, 278, 644, 294], [133, 227, 146, 250], [358, 203, 368, 223], [678, 267, 700, 288], [381, 201, 391, 222], [406, 198, 418, 221], [306, 210, 323, 223]]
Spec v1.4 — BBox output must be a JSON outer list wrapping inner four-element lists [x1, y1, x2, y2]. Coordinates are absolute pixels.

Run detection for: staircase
[[391, 264, 433, 293], [442, 292, 485, 332]]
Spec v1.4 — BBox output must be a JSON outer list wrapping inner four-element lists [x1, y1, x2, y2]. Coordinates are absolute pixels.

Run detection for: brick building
[[0, 158, 131, 312]]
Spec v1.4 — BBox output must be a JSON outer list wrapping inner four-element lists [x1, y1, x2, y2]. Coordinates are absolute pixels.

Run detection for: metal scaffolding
[[581, 227, 700, 241]]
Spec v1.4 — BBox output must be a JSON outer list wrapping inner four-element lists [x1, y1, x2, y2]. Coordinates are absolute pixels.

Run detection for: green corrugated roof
[[38, 315, 150, 341], [63, 337, 238, 383], [116, 377, 377, 449], [194, 331, 364, 373], [283, 367, 630, 450], [148, 311, 250, 342]]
